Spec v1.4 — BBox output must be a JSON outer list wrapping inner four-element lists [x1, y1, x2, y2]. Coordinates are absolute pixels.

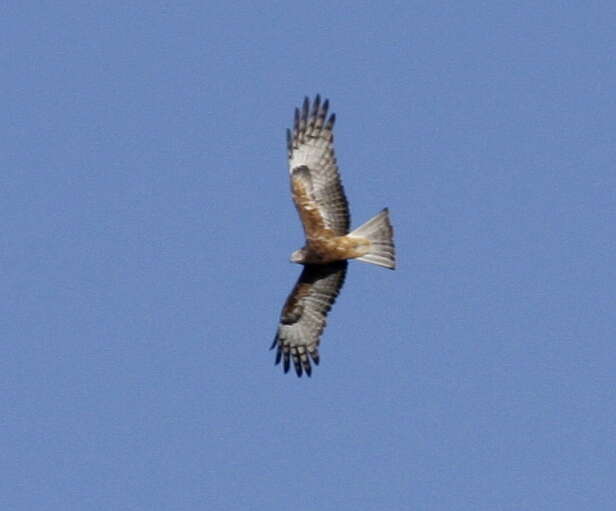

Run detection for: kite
[[271, 95, 395, 377]]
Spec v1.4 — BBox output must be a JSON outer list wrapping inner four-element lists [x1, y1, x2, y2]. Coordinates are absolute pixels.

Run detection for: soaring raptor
[[271, 95, 395, 377]]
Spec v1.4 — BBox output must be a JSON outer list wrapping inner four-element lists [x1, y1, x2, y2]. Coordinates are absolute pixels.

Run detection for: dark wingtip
[[294, 358, 303, 377], [283, 352, 291, 373], [311, 95, 320, 118]]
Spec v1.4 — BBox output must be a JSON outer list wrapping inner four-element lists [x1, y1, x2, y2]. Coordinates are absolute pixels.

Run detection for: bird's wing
[[288, 95, 350, 238], [271, 261, 347, 376]]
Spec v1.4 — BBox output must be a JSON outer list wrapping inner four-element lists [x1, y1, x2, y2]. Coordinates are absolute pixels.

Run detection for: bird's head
[[290, 248, 306, 264]]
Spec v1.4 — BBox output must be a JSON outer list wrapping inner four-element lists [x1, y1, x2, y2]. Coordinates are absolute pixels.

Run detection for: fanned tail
[[348, 208, 395, 269]]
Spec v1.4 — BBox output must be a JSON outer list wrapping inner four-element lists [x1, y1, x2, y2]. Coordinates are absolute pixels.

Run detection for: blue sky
[[3, 2, 616, 509]]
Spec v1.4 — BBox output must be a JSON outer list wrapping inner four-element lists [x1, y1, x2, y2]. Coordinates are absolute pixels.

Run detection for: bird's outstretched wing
[[271, 261, 348, 377], [288, 95, 350, 238]]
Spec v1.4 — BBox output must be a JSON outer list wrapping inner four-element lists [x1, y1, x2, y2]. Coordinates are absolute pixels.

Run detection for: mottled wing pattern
[[271, 261, 347, 377], [288, 95, 350, 237]]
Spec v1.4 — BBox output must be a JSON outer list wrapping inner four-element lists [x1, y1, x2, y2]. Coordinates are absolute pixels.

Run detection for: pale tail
[[348, 208, 396, 269]]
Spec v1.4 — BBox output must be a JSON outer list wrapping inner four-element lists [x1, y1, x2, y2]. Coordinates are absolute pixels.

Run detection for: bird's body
[[271, 95, 395, 376]]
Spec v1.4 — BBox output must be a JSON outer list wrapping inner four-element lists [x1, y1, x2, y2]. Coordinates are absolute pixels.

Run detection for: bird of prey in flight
[[271, 95, 395, 377]]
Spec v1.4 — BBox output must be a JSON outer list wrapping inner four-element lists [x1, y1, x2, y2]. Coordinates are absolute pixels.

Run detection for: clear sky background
[[3, 2, 615, 510]]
